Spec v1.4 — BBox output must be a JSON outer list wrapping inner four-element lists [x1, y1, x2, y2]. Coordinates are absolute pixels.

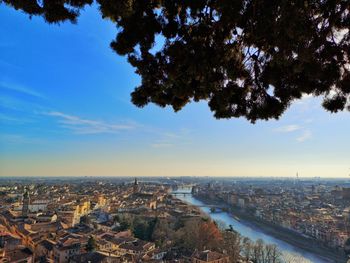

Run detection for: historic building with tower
[[133, 178, 140, 193], [22, 191, 30, 217]]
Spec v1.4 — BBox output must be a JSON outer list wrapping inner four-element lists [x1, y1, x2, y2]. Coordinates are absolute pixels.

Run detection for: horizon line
[[0, 175, 349, 179]]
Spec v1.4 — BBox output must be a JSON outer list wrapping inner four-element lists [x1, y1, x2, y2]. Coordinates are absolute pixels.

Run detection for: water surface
[[173, 188, 332, 263]]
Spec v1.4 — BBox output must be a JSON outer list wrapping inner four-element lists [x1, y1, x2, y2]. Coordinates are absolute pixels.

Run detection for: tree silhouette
[[86, 236, 97, 252], [179, 219, 222, 250], [1, 0, 349, 122]]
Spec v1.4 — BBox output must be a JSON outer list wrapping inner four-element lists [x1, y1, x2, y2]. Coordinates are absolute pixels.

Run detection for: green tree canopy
[[86, 236, 97, 252], [2, 0, 349, 122]]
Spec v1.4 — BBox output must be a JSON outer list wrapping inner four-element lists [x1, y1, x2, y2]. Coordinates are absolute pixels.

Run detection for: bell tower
[[133, 178, 139, 193], [22, 190, 30, 217]]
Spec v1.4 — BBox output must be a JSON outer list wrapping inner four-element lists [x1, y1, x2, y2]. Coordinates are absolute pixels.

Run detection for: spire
[[133, 178, 139, 193]]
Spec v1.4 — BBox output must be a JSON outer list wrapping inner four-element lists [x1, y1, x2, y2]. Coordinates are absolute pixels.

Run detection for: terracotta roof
[[119, 240, 153, 252], [191, 250, 228, 262], [71, 251, 122, 263], [6, 247, 33, 262]]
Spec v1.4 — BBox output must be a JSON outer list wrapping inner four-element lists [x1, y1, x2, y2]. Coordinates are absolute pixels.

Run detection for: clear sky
[[0, 4, 349, 178]]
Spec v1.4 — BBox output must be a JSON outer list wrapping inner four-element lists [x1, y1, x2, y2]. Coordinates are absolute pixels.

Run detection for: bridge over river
[[171, 191, 227, 210], [171, 191, 192, 195], [172, 188, 334, 263]]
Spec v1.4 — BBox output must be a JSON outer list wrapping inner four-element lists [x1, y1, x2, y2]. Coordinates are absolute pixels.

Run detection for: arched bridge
[[171, 192, 193, 195]]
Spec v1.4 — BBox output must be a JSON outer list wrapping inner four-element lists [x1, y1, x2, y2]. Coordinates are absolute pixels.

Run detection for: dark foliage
[[2, 0, 349, 121], [118, 219, 131, 231], [131, 217, 157, 241], [86, 236, 97, 252], [79, 215, 90, 225]]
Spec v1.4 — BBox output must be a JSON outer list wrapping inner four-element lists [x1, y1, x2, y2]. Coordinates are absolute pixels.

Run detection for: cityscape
[[0, 177, 349, 262], [1, 0, 350, 262]]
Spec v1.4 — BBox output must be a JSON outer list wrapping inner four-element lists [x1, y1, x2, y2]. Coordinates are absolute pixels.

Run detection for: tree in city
[[132, 217, 148, 240], [241, 237, 282, 263], [264, 244, 281, 263], [80, 215, 90, 225], [132, 217, 157, 241], [221, 230, 242, 262], [1, 0, 349, 122], [213, 219, 227, 231], [152, 218, 176, 247], [198, 220, 223, 249], [241, 237, 253, 259], [177, 218, 222, 250], [118, 220, 130, 231], [252, 239, 266, 263], [115, 214, 133, 231], [86, 236, 97, 252]]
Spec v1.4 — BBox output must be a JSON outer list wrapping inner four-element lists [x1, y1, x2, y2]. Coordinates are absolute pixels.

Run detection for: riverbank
[[194, 195, 347, 263]]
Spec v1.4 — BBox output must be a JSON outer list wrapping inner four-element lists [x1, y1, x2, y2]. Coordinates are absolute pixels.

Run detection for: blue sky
[[0, 4, 349, 177]]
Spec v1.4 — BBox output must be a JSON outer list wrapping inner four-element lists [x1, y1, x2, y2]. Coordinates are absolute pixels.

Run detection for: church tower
[[22, 190, 30, 217], [133, 178, 139, 193]]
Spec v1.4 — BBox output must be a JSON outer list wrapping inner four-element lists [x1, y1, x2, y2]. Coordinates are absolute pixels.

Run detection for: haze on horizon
[[0, 5, 349, 178]]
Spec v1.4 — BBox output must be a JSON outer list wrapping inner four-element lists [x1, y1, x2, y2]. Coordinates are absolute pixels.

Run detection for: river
[[172, 188, 334, 263]]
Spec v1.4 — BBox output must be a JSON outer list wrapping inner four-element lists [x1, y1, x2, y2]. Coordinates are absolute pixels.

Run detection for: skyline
[[1, 4, 350, 178]]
